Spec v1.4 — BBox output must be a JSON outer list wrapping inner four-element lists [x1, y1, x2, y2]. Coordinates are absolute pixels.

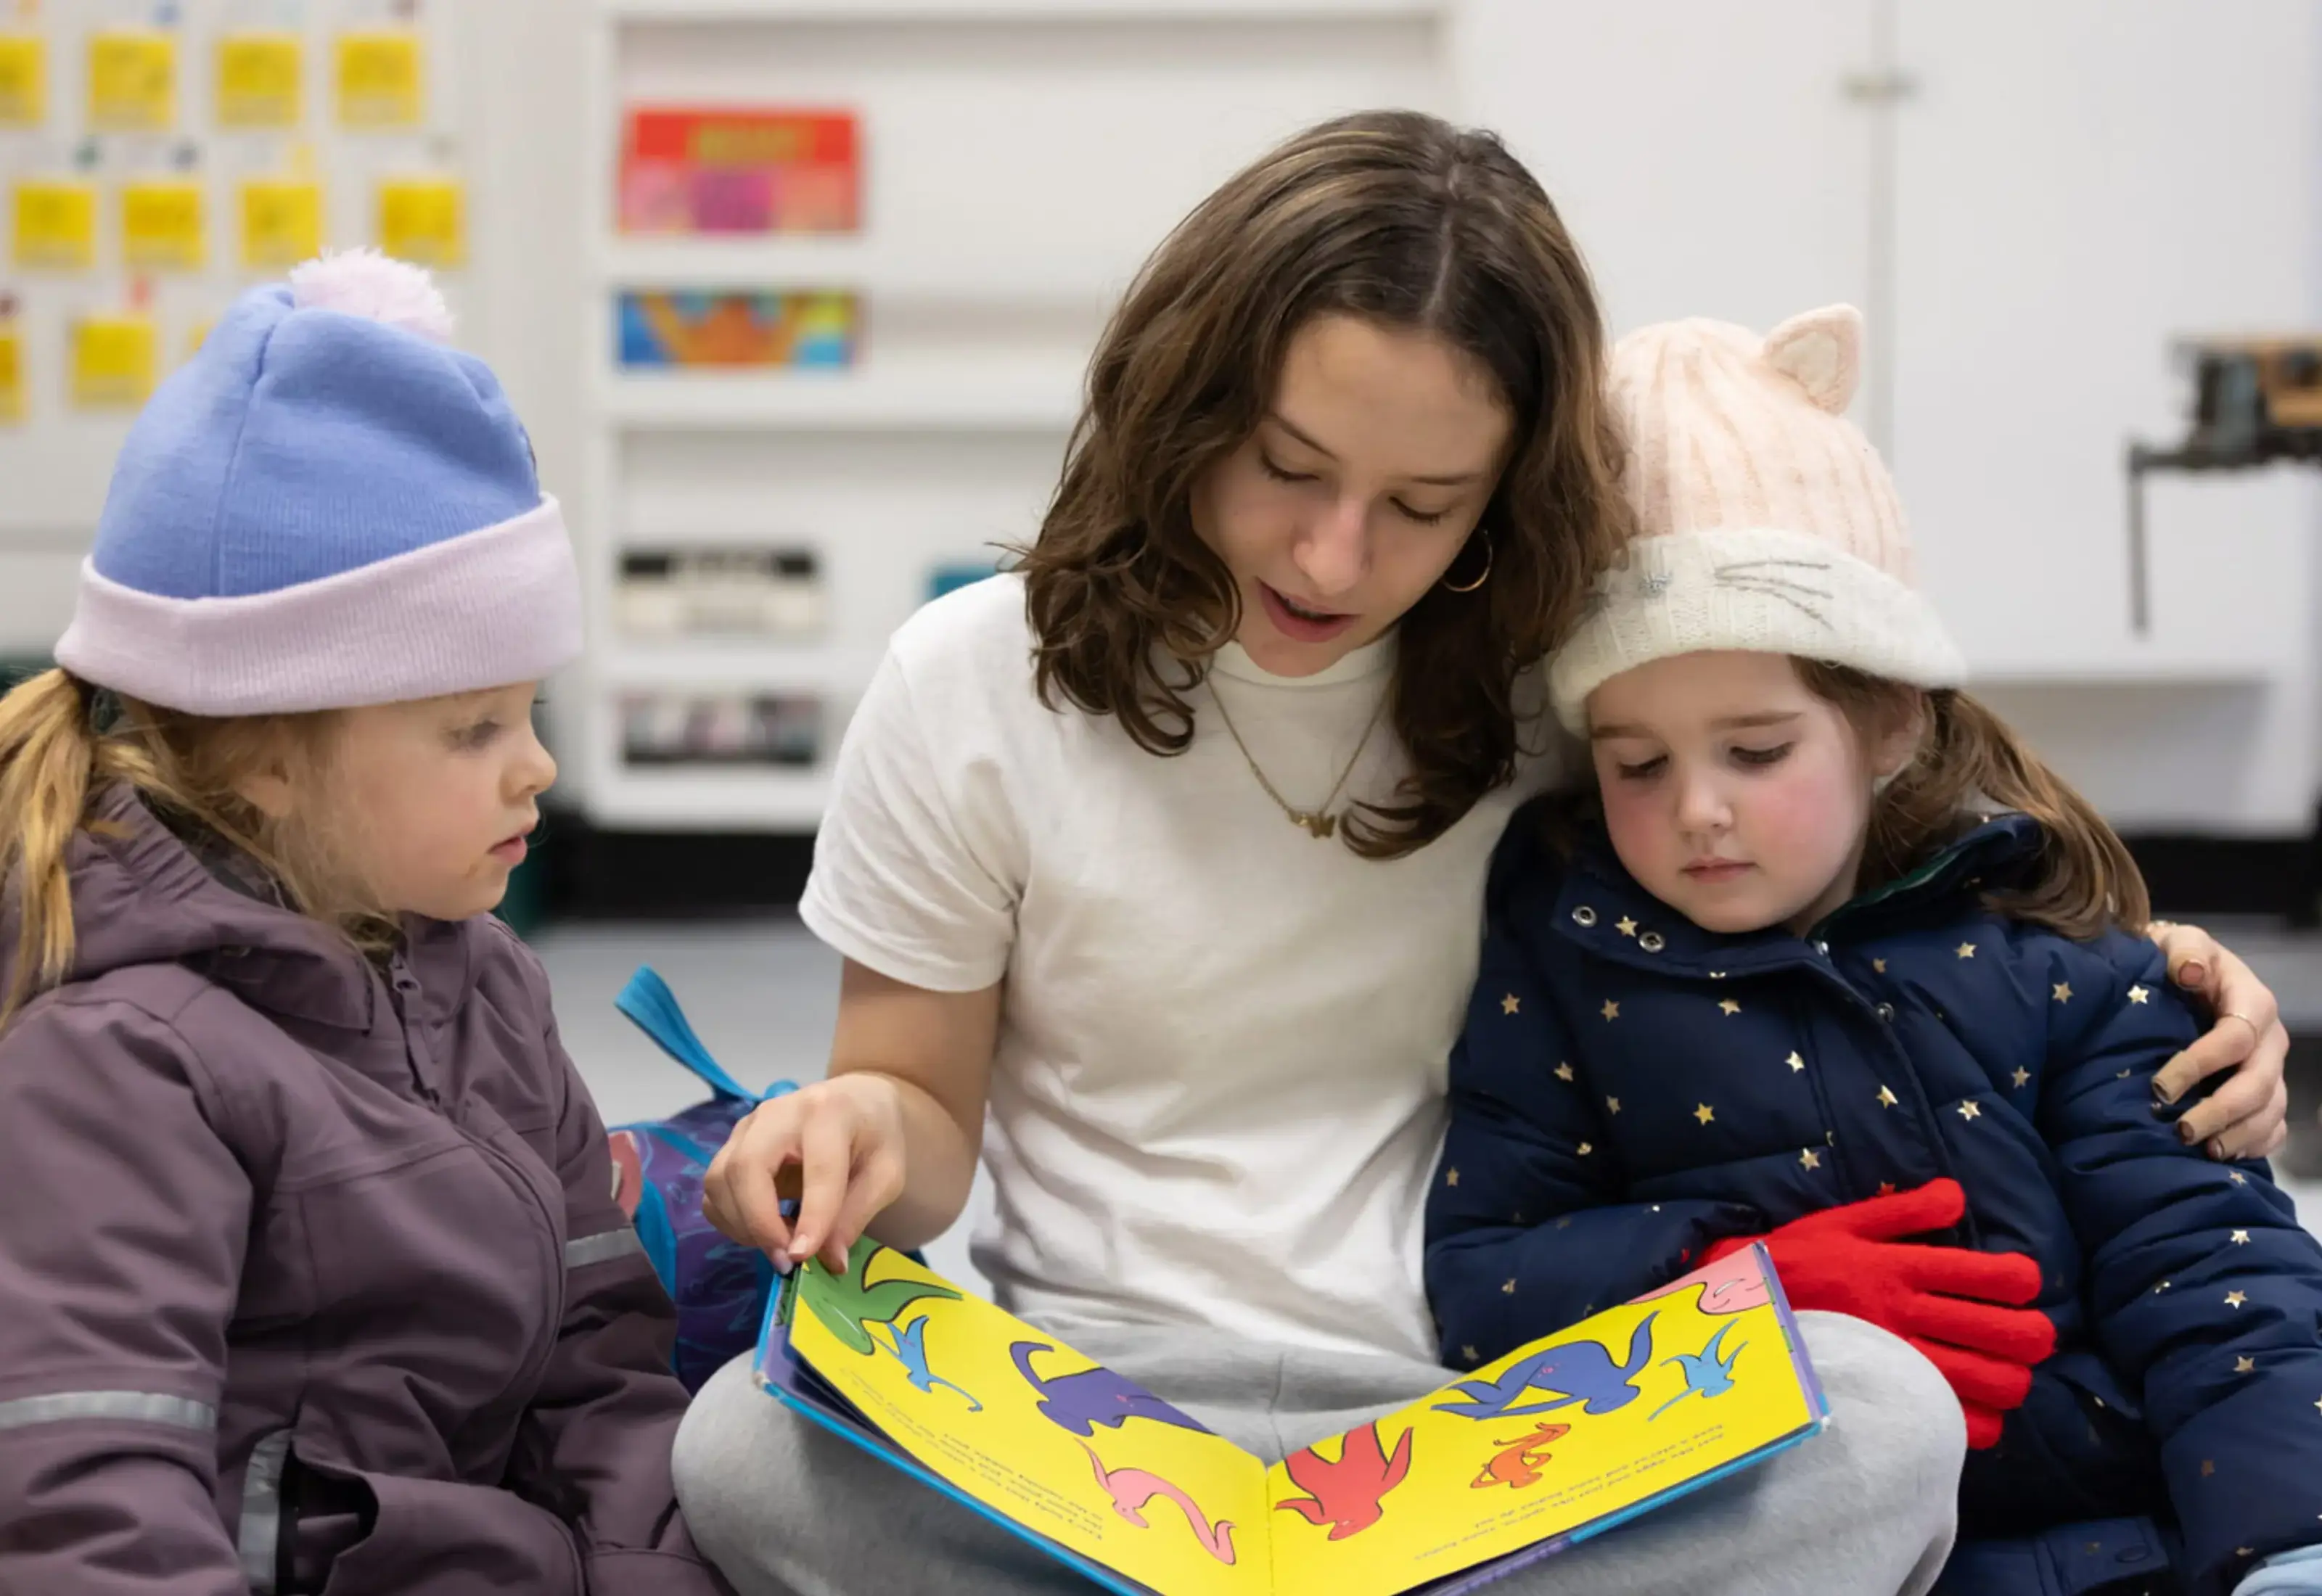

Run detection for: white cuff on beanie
[[57, 496, 583, 715], [1547, 525, 1966, 733]]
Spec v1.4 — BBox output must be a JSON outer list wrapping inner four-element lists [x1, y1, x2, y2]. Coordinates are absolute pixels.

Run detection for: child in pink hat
[[1429, 305, 2322, 1596]]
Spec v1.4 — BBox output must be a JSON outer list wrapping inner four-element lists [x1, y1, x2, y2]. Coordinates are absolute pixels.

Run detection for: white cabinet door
[[1456, 0, 1879, 339], [1887, 0, 2318, 678]]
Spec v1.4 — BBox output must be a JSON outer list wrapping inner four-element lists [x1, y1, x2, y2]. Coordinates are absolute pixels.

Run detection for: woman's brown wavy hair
[[1016, 110, 1628, 858]]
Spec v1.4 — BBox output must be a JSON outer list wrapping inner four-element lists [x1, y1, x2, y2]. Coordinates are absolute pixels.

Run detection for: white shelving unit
[[598, 361, 1088, 432], [571, 0, 1453, 832]]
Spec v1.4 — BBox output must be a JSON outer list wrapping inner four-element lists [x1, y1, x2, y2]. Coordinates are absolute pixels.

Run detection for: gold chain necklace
[[1207, 679, 1389, 839]]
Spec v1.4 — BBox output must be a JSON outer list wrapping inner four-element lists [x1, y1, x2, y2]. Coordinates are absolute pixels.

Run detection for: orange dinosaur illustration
[[1078, 1442, 1238, 1565], [1471, 1421, 1570, 1491], [1275, 1421, 1414, 1540]]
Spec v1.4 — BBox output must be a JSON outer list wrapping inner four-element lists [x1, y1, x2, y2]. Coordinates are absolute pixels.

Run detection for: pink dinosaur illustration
[[1470, 1421, 1570, 1491], [1635, 1252, 1771, 1317], [1275, 1421, 1414, 1540], [1078, 1442, 1238, 1565]]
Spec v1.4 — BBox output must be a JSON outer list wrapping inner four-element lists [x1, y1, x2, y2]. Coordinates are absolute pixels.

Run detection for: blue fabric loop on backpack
[[607, 965, 797, 1391], [615, 966, 796, 1105]]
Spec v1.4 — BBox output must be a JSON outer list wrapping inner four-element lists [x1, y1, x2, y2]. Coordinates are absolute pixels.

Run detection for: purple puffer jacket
[[0, 788, 732, 1596]]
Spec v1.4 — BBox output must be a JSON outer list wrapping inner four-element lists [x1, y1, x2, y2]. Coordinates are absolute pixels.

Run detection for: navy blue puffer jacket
[[1427, 801, 2322, 1596]]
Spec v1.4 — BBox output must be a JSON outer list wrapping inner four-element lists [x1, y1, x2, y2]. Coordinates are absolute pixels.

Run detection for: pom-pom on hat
[[1547, 304, 1965, 733], [55, 250, 581, 715]]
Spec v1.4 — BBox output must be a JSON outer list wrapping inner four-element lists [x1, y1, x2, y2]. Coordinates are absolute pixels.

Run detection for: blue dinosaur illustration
[[876, 1313, 982, 1412], [1010, 1341, 1214, 1438], [1650, 1323, 1744, 1421], [1431, 1312, 1658, 1420]]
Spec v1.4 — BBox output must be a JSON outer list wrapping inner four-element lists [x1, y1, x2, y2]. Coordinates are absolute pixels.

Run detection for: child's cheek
[[1744, 759, 1864, 878], [1599, 782, 1669, 886]]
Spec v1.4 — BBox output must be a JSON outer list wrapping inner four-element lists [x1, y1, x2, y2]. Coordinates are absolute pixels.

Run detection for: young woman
[[672, 112, 2291, 1596]]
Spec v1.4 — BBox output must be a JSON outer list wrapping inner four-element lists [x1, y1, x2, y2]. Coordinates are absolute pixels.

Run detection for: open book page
[[781, 1242, 1273, 1596], [1264, 1247, 1823, 1596]]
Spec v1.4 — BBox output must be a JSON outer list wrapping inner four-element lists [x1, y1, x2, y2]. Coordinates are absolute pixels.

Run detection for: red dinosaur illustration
[[1275, 1421, 1414, 1540], [1078, 1442, 1238, 1565], [1470, 1421, 1570, 1491]]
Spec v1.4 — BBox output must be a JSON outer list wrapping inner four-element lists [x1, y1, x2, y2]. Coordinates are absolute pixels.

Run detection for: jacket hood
[[4, 785, 473, 1030]]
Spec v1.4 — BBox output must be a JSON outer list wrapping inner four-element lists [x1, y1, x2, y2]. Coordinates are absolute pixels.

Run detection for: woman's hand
[[702, 1073, 910, 1275], [2148, 921, 2292, 1161]]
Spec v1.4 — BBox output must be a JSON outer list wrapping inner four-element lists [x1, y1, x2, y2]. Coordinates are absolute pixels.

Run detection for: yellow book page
[[788, 1243, 1273, 1596], [121, 178, 205, 271], [87, 28, 175, 133], [1267, 1250, 1819, 1596], [335, 30, 422, 129], [0, 320, 24, 425], [0, 33, 46, 128], [216, 32, 303, 130], [70, 313, 157, 409]]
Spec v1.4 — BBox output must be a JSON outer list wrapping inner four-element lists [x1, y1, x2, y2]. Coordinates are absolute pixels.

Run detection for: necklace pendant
[[1295, 810, 1337, 839]]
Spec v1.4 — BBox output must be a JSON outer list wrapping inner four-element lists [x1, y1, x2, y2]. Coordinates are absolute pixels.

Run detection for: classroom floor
[[534, 914, 2322, 1300]]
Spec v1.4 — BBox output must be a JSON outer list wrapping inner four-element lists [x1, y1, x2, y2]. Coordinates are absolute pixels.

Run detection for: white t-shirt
[[800, 573, 1564, 1362]]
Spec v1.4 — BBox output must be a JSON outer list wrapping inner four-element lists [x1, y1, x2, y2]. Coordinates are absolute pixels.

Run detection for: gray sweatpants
[[673, 1309, 1964, 1596]]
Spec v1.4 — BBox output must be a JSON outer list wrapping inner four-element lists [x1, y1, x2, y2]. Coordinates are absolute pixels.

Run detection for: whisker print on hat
[[1711, 559, 1839, 628]]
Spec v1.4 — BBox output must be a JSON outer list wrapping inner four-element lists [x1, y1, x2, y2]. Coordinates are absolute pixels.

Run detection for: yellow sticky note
[[122, 178, 205, 271], [239, 176, 321, 268], [88, 28, 176, 132], [377, 175, 462, 268], [216, 30, 301, 129], [13, 178, 97, 270], [71, 314, 157, 409], [0, 320, 25, 425], [335, 30, 421, 130], [0, 31, 46, 126]]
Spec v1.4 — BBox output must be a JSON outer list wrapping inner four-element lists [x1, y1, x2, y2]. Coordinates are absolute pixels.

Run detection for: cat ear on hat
[[1762, 304, 1863, 414]]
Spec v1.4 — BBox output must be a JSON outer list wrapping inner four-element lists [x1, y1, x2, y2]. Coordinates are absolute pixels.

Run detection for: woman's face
[[1191, 314, 1512, 678]]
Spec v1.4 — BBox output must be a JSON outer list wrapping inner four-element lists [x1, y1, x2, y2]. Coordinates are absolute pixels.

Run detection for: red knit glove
[[1705, 1179, 2056, 1449]]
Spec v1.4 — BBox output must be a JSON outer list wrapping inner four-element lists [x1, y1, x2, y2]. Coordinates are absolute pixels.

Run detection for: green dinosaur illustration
[[801, 1237, 963, 1357]]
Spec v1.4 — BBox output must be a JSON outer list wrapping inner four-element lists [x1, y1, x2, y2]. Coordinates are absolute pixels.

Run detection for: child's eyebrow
[[1588, 711, 1802, 740]]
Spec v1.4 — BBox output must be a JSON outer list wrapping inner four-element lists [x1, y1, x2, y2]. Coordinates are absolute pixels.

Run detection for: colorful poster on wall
[[216, 30, 303, 129], [87, 28, 176, 132], [0, 30, 45, 126], [0, 308, 24, 424], [619, 108, 859, 234], [70, 312, 157, 408], [121, 177, 205, 271], [239, 174, 322, 268], [616, 289, 857, 369], [335, 29, 422, 129], [13, 177, 97, 269], [377, 173, 461, 267]]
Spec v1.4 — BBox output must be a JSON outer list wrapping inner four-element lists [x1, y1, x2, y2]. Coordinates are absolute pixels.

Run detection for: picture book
[[616, 289, 857, 369], [619, 107, 859, 234], [755, 1239, 1827, 1596]]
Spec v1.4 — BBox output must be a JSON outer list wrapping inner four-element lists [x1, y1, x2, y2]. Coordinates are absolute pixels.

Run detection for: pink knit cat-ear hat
[[1547, 304, 1965, 733]]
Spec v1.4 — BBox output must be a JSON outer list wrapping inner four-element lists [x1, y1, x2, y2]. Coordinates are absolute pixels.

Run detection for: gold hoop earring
[[1440, 529, 1494, 593]]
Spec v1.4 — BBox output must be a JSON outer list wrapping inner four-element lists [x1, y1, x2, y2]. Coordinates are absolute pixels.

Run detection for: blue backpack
[[604, 966, 795, 1392]]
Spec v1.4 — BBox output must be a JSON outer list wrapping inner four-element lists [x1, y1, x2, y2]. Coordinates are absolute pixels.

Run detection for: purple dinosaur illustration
[[1010, 1341, 1214, 1439], [1431, 1312, 1658, 1420], [1080, 1443, 1238, 1565], [875, 1314, 981, 1412]]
